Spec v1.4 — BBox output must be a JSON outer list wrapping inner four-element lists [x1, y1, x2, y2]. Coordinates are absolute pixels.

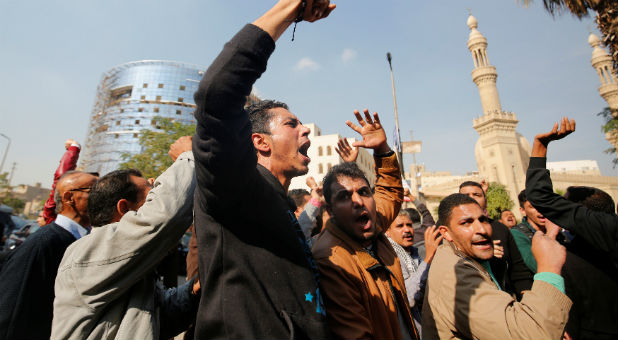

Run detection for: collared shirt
[[55, 214, 89, 240]]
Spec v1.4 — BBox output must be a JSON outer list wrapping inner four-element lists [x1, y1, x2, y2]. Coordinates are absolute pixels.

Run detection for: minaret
[[467, 15, 531, 211], [588, 33, 618, 152]]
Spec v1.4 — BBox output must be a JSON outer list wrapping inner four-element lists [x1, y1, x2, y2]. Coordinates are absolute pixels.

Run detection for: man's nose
[[301, 124, 310, 136], [472, 219, 491, 236], [351, 191, 364, 206]]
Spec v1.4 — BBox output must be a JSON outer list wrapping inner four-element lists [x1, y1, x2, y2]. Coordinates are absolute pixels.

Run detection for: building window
[[178, 97, 184, 103], [135, 120, 140, 124], [158, 83, 164, 88], [327, 146, 332, 156], [176, 110, 182, 115], [138, 108, 144, 112], [116, 121, 120, 126], [318, 164, 323, 174], [140, 95, 146, 100], [328, 163, 332, 171], [115, 134, 119, 139], [156, 95, 161, 101], [151, 120, 156, 126], [318, 146, 323, 156], [143, 83, 148, 88], [133, 133, 138, 138], [120, 109, 124, 113], [153, 107, 159, 113], [179, 85, 186, 91]]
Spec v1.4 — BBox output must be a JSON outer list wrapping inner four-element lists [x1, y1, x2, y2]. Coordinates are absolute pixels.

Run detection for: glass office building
[[81, 60, 204, 174]]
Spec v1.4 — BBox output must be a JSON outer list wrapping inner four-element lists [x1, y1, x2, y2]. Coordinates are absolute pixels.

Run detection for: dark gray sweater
[[192, 24, 330, 339]]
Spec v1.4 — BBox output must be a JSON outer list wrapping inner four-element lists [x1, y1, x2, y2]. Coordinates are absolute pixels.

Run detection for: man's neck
[[524, 217, 540, 231], [258, 158, 292, 191]]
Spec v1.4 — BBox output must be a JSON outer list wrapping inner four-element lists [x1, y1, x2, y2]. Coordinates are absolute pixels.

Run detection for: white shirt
[[55, 214, 89, 240]]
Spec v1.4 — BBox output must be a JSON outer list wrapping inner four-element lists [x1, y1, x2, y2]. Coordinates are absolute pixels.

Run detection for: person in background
[[385, 208, 442, 337], [0, 170, 97, 340], [289, 188, 311, 219], [498, 209, 517, 229], [43, 139, 81, 225]]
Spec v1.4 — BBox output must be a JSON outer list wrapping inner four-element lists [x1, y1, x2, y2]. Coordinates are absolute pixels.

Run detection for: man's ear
[[62, 191, 74, 206], [252, 133, 271, 153], [116, 199, 131, 217], [438, 225, 452, 242]]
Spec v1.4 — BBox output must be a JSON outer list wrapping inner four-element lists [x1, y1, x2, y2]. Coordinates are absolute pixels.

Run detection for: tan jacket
[[422, 241, 572, 340], [312, 154, 418, 339]]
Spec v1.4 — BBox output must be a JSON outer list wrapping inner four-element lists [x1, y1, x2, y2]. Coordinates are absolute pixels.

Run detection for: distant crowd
[[0, 1, 616, 340]]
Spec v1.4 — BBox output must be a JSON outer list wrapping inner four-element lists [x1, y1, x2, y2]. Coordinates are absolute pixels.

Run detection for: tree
[[119, 116, 196, 179], [2, 197, 25, 214], [598, 106, 618, 167], [486, 182, 514, 220], [524, 0, 618, 70]]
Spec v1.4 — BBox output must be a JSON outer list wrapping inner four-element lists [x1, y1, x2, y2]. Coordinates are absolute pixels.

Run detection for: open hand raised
[[535, 117, 576, 146], [345, 109, 390, 155], [335, 138, 359, 162]]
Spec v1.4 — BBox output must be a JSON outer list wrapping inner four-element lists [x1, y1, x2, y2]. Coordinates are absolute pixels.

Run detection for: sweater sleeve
[[413, 200, 436, 228], [43, 146, 81, 224], [526, 157, 618, 262], [192, 24, 276, 210]]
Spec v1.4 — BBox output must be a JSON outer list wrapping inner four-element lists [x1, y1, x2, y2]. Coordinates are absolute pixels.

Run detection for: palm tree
[[524, 0, 617, 71]]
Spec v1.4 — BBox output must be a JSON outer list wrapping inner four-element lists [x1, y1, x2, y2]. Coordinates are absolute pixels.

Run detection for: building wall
[[81, 60, 204, 174]]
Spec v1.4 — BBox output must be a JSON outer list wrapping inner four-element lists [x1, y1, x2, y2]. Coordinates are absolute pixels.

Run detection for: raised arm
[[344, 109, 403, 229], [192, 0, 335, 205], [43, 140, 81, 224], [526, 117, 618, 259]]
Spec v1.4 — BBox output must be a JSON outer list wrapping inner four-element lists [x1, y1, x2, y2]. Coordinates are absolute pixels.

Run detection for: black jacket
[[526, 156, 618, 339], [488, 219, 533, 297], [192, 24, 330, 339], [0, 222, 75, 340]]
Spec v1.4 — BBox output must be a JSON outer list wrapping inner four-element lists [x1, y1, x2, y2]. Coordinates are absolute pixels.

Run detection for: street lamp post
[[0, 133, 10, 174], [386, 52, 404, 177]]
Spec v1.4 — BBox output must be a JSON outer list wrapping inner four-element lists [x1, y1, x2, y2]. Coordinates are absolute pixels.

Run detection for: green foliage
[[119, 116, 196, 179], [0, 172, 8, 190], [554, 188, 565, 196], [597, 107, 618, 168], [2, 197, 25, 213], [486, 182, 514, 220]]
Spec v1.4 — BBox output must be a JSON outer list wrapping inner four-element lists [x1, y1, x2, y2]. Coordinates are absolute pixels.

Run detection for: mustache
[[402, 232, 413, 238], [471, 235, 491, 243]]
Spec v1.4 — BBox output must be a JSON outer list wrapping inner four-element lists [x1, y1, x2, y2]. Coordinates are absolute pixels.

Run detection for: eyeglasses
[[69, 187, 92, 193]]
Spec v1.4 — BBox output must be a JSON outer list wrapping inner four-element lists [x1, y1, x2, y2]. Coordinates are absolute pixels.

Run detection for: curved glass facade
[[81, 60, 204, 174]]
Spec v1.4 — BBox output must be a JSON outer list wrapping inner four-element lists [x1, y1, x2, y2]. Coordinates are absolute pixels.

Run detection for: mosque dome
[[588, 33, 601, 48]]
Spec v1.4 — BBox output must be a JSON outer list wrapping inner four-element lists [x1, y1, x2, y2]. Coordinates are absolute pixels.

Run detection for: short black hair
[[438, 193, 480, 227], [459, 181, 485, 197], [402, 208, 421, 224], [499, 209, 512, 217], [288, 189, 310, 208], [323, 162, 370, 205], [246, 99, 289, 134], [565, 186, 616, 214], [88, 169, 143, 227], [518, 189, 528, 207]]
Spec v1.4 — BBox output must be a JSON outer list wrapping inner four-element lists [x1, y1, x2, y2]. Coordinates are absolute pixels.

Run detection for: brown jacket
[[312, 154, 418, 339], [422, 241, 572, 340]]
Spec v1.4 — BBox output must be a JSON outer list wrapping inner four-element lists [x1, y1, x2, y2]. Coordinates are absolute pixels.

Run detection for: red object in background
[[42, 145, 80, 224]]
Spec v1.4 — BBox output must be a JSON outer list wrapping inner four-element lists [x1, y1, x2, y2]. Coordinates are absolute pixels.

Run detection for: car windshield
[[10, 215, 28, 229]]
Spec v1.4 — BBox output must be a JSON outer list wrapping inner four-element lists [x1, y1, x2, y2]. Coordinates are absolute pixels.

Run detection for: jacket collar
[[256, 163, 296, 211], [325, 218, 386, 270], [445, 240, 495, 283]]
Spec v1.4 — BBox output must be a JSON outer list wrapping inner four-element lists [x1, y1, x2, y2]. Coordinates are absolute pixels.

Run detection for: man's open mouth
[[356, 213, 371, 230], [299, 142, 311, 162], [471, 238, 491, 249]]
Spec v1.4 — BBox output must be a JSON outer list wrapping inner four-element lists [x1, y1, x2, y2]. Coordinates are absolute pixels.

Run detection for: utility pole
[[386, 52, 404, 176]]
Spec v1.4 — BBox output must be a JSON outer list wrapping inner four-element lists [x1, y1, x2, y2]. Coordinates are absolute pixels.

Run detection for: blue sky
[[1, 0, 615, 188]]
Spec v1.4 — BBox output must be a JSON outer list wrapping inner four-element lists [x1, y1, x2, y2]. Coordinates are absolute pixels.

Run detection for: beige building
[[588, 33, 618, 152], [417, 16, 618, 218], [288, 123, 376, 191]]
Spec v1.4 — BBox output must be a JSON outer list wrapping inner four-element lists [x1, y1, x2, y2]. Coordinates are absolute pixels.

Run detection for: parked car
[[3, 217, 39, 251]]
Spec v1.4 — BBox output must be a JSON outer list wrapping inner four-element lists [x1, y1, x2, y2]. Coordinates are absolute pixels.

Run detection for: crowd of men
[[0, 1, 617, 339]]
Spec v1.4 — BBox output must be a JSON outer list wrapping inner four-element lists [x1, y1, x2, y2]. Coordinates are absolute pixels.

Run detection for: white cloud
[[295, 57, 320, 71], [341, 48, 357, 64]]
